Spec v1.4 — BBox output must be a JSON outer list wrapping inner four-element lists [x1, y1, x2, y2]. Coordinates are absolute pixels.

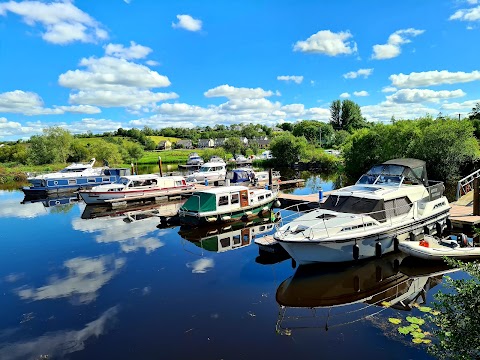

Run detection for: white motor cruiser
[[273, 159, 451, 264]]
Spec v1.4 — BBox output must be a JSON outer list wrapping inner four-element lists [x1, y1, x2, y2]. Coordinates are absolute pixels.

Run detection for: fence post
[[158, 156, 163, 177], [474, 177, 480, 216]]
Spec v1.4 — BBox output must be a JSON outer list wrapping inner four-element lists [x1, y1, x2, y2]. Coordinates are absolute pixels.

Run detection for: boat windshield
[[199, 166, 211, 172], [117, 177, 130, 185], [61, 167, 88, 173]]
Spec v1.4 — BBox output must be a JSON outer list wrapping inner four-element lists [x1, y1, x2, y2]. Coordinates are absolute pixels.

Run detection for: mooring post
[[268, 168, 273, 188], [158, 156, 163, 177], [474, 177, 480, 216]]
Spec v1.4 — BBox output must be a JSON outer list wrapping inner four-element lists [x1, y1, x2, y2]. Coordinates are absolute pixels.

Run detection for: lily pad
[[381, 301, 391, 308], [422, 339, 432, 344], [406, 316, 425, 325], [398, 326, 413, 335], [430, 310, 441, 316], [418, 306, 432, 313], [388, 318, 402, 325], [411, 331, 426, 339], [412, 338, 424, 344]]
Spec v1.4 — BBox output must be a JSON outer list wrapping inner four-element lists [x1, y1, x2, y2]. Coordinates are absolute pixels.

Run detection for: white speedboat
[[273, 159, 451, 264], [209, 156, 226, 164], [398, 234, 480, 260], [186, 153, 204, 166], [78, 174, 194, 205], [186, 161, 226, 183]]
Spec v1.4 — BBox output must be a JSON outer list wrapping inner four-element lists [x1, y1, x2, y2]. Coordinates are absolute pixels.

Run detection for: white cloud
[[59, 56, 171, 90], [104, 41, 152, 60], [17, 256, 125, 304], [0, 307, 118, 360], [0, 90, 101, 115], [353, 90, 369, 97], [390, 70, 480, 88], [450, 5, 480, 21], [204, 84, 275, 99], [293, 30, 357, 56], [277, 75, 304, 84], [59, 56, 175, 109], [362, 102, 439, 123], [219, 98, 280, 113], [340, 92, 350, 98], [187, 258, 214, 273], [172, 14, 202, 31], [386, 88, 466, 103], [145, 60, 159, 66], [372, 28, 424, 60], [69, 89, 178, 108], [0, 0, 108, 44], [441, 98, 480, 110], [382, 86, 397, 93], [343, 68, 373, 79], [66, 118, 124, 134]]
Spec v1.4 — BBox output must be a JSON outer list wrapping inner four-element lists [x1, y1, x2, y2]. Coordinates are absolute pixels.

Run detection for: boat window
[[231, 193, 239, 204], [375, 175, 402, 186], [321, 195, 384, 220], [258, 195, 265, 201], [218, 195, 229, 206], [232, 235, 241, 245], [220, 237, 230, 248], [357, 174, 377, 184], [118, 177, 129, 185], [68, 179, 76, 185], [266, 193, 271, 198], [175, 180, 183, 186], [384, 197, 412, 218], [88, 178, 96, 183]]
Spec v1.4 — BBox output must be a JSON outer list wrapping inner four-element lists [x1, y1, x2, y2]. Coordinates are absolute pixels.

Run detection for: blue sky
[[0, 0, 479, 141]]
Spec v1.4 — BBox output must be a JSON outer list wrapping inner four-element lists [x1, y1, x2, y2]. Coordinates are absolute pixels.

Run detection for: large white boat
[[185, 161, 227, 183], [23, 158, 130, 195], [186, 153, 204, 166], [273, 159, 451, 264], [78, 174, 194, 205]]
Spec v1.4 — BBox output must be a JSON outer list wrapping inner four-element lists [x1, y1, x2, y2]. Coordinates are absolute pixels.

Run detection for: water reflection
[[178, 216, 276, 253], [0, 306, 118, 360], [275, 254, 458, 334], [74, 201, 183, 254], [16, 256, 125, 304]]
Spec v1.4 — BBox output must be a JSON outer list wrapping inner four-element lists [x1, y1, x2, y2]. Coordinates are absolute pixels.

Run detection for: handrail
[[456, 169, 480, 200]]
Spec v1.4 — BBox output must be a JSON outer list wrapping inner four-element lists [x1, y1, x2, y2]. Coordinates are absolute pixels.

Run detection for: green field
[[147, 136, 181, 144]]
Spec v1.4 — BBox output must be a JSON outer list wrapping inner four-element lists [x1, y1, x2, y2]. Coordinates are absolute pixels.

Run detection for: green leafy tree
[[270, 133, 308, 166], [44, 127, 73, 163], [469, 102, 480, 120], [223, 137, 243, 156], [249, 141, 259, 156], [28, 134, 54, 165], [329, 99, 368, 132], [278, 122, 294, 132], [428, 258, 480, 360], [68, 140, 89, 162], [88, 140, 123, 165], [124, 142, 144, 162]]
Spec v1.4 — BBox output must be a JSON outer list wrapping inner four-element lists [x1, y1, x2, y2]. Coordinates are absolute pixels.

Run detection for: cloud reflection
[[72, 216, 165, 253], [187, 258, 214, 274], [0, 198, 47, 218], [17, 256, 125, 304], [0, 306, 118, 360]]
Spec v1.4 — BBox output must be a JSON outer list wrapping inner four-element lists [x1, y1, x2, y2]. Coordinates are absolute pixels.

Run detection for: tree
[[124, 142, 144, 162], [88, 140, 123, 165], [469, 102, 480, 120], [428, 258, 480, 360], [329, 99, 368, 132], [330, 100, 342, 130], [278, 122, 294, 132], [249, 141, 259, 155], [270, 133, 308, 166], [223, 137, 243, 156]]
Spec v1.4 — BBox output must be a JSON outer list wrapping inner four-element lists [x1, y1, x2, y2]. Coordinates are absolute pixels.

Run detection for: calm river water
[[0, 172, 464, 359]]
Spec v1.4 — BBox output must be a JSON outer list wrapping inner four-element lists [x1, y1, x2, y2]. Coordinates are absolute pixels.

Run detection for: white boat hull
[[398, 241, 480, 260], [80, 187, 192, 205], [277, 212, 449, 264]]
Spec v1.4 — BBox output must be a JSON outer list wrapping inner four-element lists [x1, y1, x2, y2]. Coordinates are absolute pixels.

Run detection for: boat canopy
[[181, 192, 217, 212], [357, 158, 428, 187]]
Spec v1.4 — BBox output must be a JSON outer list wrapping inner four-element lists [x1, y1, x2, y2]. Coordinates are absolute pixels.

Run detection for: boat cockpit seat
[[440, 238, 458, 248]]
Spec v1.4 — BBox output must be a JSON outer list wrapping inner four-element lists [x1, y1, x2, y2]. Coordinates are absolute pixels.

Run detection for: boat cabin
[[117, 175, 187, 189], [356, 158, 428, 187]]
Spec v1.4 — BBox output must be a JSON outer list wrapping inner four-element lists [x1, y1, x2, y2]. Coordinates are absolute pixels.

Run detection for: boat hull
[[79, 186, 193, 205], [398, 241, 480, 260], [178, 201, 275, 227], [276, 211, 449, 264]]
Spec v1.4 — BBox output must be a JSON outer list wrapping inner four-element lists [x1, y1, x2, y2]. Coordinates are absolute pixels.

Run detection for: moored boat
[[22, 158, 130, 195], [177, 185, 279, 227], [398, 234, 480, 260], [78, 174, 194, 205], [186, 152, 204, 166], [273, 158, 451, 264], [185, 161, 226, 183]]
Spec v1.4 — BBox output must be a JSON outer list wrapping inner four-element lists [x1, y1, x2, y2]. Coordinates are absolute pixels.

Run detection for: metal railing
[[456, 169, 480, 200]]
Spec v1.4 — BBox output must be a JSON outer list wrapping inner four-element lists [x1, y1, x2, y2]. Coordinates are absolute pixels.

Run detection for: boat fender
[[458, 233, 469, 248], [353, 243, 360, 261], [446, 218, 452, 231], [409, 232, 416, 242], [393, 237, 399, 252], [291, 259, 296, 269], [274, 200, 281, 208], [435, 222, 443, 236], [375, 242, 382, 258]]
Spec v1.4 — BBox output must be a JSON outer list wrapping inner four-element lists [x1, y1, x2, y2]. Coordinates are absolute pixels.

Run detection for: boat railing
[[275, 200, 424, 239], [456, 169, 480, 200]]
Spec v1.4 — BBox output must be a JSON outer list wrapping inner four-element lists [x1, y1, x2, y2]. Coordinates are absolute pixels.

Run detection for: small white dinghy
[[398, 234, 480, 260]]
